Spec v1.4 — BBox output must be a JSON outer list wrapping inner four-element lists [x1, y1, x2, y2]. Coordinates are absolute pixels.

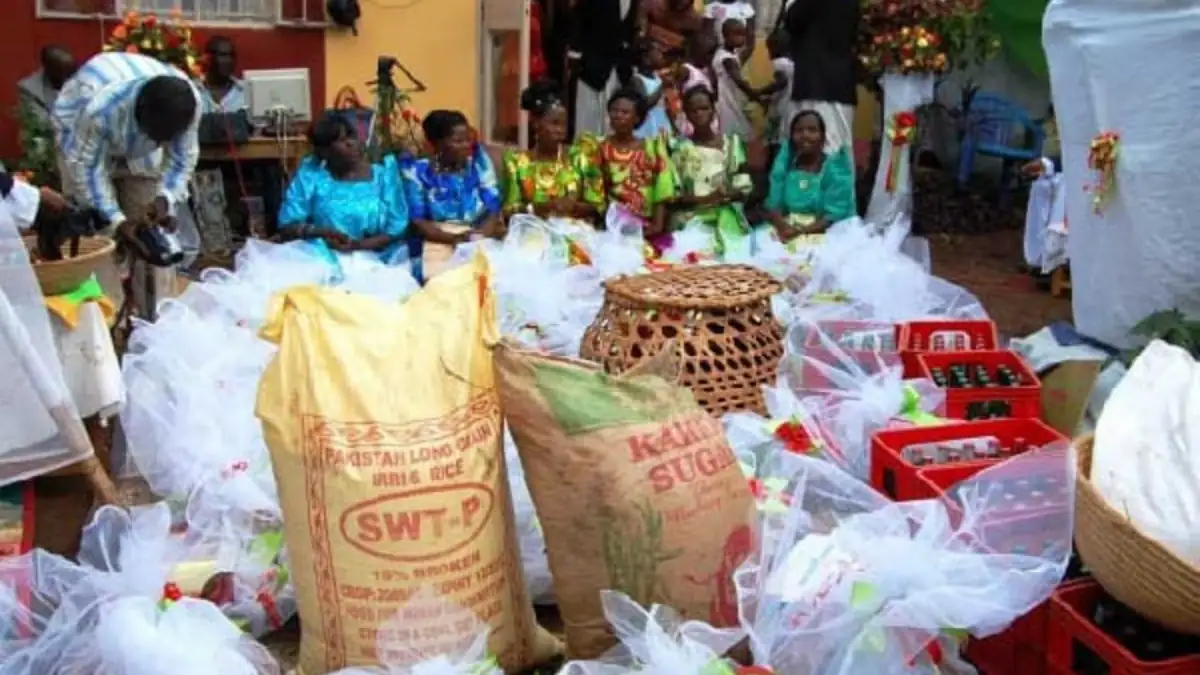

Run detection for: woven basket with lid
[[580, 265, 784, 417], [1073, 434, 1200, 635]]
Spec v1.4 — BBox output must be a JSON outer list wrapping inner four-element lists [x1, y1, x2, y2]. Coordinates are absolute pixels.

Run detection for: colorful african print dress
[[501, 143, 597, 260], [582, 135, 676, 230], [670, 134, 757, 258], [400, 145, 502, 279]]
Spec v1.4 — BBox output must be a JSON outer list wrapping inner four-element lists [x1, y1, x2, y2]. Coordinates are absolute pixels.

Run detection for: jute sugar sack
[[493, 342, 755, 658]]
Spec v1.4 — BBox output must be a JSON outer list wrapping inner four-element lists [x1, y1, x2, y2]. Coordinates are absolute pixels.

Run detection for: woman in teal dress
[[762, 110, 856, 247], [278, 113, 410, 271]]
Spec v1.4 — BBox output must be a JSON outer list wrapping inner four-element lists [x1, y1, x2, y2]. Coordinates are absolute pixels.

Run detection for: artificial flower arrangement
[[857, 0, 1000, 77], [15, 102, 58, 188], [103, 10, 203, 78]]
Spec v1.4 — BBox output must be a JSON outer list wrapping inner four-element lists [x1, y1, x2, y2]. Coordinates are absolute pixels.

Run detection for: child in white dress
[[633, 38, 672, 139], [763, 31, 795, 152], [704, 0, 756, 53], [712, 19, 767, 140]]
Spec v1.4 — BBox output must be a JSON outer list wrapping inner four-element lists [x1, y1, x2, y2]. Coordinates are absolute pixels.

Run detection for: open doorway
[[480, 0, 529, 147], [482, 0, 575, 147]]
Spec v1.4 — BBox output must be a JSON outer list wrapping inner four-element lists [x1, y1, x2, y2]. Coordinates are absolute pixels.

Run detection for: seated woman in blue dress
[[277, 113, 409, 272], [401, 110, 504, 280]]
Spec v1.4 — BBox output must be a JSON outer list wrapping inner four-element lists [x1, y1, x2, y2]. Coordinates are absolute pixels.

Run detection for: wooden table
[[200, 136, 309, 171]]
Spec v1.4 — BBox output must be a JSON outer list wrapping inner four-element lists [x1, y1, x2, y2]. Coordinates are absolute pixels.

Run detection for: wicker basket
[[22, 236, 116, 297], [1074, 433, 1200, 635], [580, 265, 784, 417]]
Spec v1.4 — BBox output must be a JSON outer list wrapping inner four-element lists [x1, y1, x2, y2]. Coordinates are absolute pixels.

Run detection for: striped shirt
[[52, 52, 201, 226], [200, 78, 247, 113]]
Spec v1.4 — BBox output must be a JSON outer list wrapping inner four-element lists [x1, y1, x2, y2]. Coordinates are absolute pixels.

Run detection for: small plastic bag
[[559, 591, 744, 675], [777, 320, 945, 479], [791, 219, 986, 324], [0, 503, 279, 674], [328, 591, 501, 675], [736, 445, 1073, 675], [660, 220, 718, 264], [724, 384, 833, 488]]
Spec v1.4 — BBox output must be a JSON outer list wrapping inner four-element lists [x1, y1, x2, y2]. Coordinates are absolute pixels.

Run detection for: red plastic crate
[[899, 319, 999, 377], [782, 320, 902, 393], [917, 350, 1042, 420], [1048, 579, 1200, 675], [919, 463, 1079, 675], [871, 418, 1067, 502], [800, 320, 899, 356]]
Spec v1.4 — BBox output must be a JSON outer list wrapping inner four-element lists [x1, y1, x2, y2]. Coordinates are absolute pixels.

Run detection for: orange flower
[[125, 45, 139, 54], [124, 10, 138, 26], [111, 24, 128, 39]]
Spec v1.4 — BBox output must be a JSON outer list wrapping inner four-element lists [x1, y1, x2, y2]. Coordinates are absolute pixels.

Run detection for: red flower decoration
[[257, 589, 285, 629], [774, 421, 812, 455], [143, 14, 157, 27], [162, 582, 183, 602], [684, 251, 701, 264], [895, 111, 918, 129]]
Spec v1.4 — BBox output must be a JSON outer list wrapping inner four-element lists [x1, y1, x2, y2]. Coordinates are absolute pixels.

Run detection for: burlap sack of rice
[[493, 341, 756, 658], [257, 256, 559, 674]]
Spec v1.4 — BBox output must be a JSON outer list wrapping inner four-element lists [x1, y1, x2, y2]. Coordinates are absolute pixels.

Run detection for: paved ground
[[929, 230, 1071, 338], [28, 226, 1071, 671]]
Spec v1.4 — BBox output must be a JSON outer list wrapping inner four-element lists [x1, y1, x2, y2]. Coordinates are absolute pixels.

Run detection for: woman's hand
[[37, 187, 69, 216], [354, 235, 395, 253], [706, 186, 733, 206], [549, 196, 582, 217], [309, 227, 350, 248], [1021, 159, 1046, 178], [646, 207, 668, 239], [478, 214, 507, 240]]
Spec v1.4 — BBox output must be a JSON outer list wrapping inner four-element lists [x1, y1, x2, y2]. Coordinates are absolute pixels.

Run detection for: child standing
[[704, 0, 756, 55], [633, 38, 672, 140], [713, 19, 769, 140], [672, 32, 719, 136], [762, 31, 794, 159]]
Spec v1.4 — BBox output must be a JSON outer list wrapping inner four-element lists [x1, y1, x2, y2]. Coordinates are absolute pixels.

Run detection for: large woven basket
[[580, 265, 784, 417], [22, 235, 116, 297], [1074, 434, 1200, 635]]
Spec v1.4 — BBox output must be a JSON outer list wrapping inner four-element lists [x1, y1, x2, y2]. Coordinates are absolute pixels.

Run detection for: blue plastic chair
[[956, 93, 1045, 201]]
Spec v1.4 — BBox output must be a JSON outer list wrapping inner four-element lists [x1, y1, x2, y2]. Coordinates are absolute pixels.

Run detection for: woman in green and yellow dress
[[582, 86, 676, 251], [500, 83, 602, 261], [668, 85, 756, 258], [502, 83, 599, 233], [762, 110, 856, 250]]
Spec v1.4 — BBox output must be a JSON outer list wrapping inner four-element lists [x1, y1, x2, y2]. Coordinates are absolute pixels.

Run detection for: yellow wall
[[324, 1, 481, 124]]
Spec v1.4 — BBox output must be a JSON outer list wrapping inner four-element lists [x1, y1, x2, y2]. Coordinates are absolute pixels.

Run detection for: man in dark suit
[[785, 0, 860, 169], [567, 0, 641, 137]]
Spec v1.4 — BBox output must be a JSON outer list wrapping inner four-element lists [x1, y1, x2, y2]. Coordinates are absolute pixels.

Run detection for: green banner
[[989, 0, 1051, 79]]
